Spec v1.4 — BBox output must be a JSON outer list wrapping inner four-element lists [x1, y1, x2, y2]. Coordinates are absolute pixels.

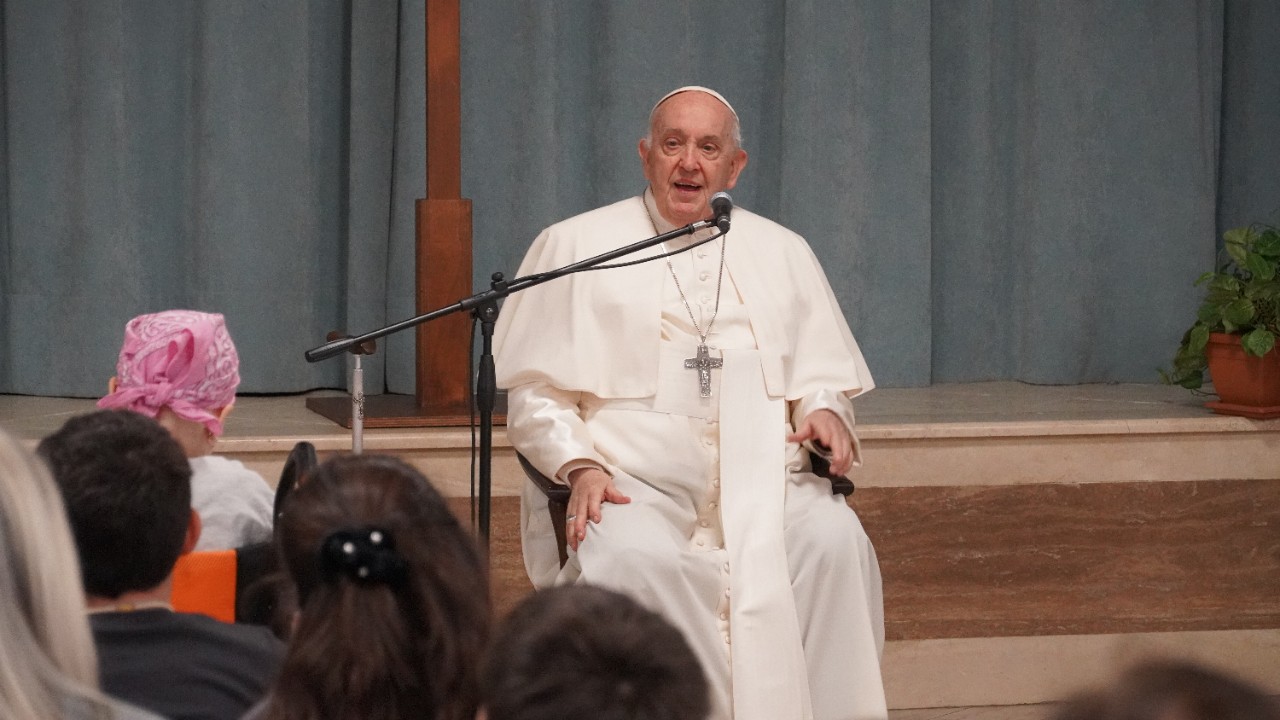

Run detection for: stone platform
[[5, 382, 1277, 709]]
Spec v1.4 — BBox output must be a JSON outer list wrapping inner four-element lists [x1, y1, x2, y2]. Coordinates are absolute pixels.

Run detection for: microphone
[[710, 192, 733, 232]]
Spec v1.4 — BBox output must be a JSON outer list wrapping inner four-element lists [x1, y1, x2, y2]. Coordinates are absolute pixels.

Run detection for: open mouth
[[673, 181, 702, 196]]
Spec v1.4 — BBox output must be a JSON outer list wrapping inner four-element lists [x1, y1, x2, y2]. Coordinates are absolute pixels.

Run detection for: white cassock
[[495, 192, 887, 720]]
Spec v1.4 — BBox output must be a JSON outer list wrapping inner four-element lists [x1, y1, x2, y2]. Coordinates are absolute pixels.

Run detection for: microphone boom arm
[[303, 208, 728, 550], [304, 217, 720, 363]]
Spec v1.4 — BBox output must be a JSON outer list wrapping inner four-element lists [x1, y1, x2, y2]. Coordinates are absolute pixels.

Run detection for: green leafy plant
[[1162, 223, 1280, 390]]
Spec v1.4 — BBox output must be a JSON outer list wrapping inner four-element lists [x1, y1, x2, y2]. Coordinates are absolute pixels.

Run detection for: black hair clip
[[320, 527, 407, 586]]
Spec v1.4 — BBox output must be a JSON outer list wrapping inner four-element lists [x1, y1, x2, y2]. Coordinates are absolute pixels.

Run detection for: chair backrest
[[171, 549, 238, 623], [275, 441, 318, 521]]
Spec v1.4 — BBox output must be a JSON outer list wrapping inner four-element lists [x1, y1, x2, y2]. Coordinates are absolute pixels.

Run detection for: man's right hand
[[564, 467, 631, 551]]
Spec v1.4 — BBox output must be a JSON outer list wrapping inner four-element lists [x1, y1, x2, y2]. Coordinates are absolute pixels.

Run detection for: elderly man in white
[[495, 86, 886, 720]]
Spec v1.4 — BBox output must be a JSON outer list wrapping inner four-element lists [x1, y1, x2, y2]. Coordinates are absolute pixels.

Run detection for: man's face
[[639, 92, 748, 227]]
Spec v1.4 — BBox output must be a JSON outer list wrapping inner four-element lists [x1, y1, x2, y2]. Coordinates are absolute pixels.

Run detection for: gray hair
[[0, 429, 111, 718]]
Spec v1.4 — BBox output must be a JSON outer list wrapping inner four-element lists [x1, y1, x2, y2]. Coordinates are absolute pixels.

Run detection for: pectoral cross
[[684, 344, 723, 398]]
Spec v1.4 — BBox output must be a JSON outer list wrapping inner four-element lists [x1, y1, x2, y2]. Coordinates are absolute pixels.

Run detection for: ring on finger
[[566, 514, 578, 522]]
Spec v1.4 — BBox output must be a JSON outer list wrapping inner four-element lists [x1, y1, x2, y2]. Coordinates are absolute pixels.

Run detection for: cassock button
[[699, 271, 710, 281], [720, 612, 729, 620], [699, 520, 709, 528], [696, 539, 705, 547]]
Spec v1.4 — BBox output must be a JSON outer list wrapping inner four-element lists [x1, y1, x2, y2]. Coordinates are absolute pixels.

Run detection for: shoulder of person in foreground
[[62, 693, 167, 720], [93, 607, 284, 667], [189, 454, 275, 550], [173, 608, 286, 657], [92, 610, 283, 720]]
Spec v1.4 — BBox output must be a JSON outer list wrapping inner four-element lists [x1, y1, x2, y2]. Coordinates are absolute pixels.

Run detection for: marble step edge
[[216, 413, 1280, 455]]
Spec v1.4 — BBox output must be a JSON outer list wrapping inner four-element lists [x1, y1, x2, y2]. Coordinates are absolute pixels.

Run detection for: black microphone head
[[710, 191, 733, 217], [710, 191, 733, 231]]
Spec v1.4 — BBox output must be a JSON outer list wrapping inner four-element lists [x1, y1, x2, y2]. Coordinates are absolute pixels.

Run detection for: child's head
[[267, 453, 489, 720], [97, 310, 240, 437]]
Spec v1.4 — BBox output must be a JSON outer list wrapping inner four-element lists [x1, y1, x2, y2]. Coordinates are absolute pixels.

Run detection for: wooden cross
[[684, 344, 723, 397]]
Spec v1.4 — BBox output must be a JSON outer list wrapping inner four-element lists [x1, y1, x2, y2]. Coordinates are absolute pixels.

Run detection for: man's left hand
[[787, 408, 855, 476]]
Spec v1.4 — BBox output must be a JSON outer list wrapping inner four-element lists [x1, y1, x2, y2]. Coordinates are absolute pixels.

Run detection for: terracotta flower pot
[[1204, 332, 1280, 418]]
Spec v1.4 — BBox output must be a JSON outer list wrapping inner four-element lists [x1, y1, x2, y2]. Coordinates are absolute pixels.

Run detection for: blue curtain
[[2, 0, 1277, 396]]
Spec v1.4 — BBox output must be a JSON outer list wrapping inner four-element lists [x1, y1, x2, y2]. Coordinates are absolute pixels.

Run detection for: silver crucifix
[[683, 344, 723, 397]]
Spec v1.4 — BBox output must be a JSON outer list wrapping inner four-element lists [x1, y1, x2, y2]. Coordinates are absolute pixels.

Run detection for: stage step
[[4, 382, 1277, 708]]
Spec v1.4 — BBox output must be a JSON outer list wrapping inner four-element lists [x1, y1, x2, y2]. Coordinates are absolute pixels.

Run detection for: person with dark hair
[[252, 453, 490, 720], [0, 427, 161, 719], [38, 409, 283, 720], [480, 585, 710, 720], [1053, 659, 1280, 720]]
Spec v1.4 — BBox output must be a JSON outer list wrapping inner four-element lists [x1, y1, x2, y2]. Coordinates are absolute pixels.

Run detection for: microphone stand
[[305, 216, 726, 550]]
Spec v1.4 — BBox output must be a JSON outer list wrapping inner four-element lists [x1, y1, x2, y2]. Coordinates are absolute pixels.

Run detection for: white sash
[[720, 348, 812, 720]]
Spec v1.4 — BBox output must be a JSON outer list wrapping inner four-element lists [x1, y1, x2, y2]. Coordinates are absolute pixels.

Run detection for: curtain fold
[[929, 1, 1222, 383], [2, 0, 1276, 395]]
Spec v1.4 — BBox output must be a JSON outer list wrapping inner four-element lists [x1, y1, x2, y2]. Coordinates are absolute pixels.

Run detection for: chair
[[518, 450, 854, 568], [275, 440, 317, 521], [237, 440, 319, 634], [171, 550, 238, 622]]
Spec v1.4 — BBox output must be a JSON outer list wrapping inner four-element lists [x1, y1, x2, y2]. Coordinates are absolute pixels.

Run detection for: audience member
[[98, 309, 274, 550], [0, 428, 162, 720], [38, 409, 284, 720], [480, 585, 710, 720], [252, 453, 490, 720], [1053, 658, 1280, 720]]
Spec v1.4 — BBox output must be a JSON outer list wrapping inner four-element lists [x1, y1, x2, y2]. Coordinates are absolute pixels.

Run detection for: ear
[[216, 404, 234, 423], [181, 509, 202, 555], [637, 137, 652, 181], [724, 148, 749, 190], [107, 376, 118, 394]]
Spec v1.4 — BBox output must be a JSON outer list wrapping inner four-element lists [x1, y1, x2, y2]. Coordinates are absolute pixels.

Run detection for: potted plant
[[1161, 222, 1280, 418]]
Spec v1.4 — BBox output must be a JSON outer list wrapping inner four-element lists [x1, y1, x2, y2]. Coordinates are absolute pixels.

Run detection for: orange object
[[170, 550, 237, 623]]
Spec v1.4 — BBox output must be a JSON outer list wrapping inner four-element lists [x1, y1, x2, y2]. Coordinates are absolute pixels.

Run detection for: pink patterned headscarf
[[97, 310, 241, 436]]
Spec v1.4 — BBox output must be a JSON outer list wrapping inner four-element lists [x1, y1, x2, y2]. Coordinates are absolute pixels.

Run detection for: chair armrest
[[808, 451, 855, 497], [516, 453, 570, 568]]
